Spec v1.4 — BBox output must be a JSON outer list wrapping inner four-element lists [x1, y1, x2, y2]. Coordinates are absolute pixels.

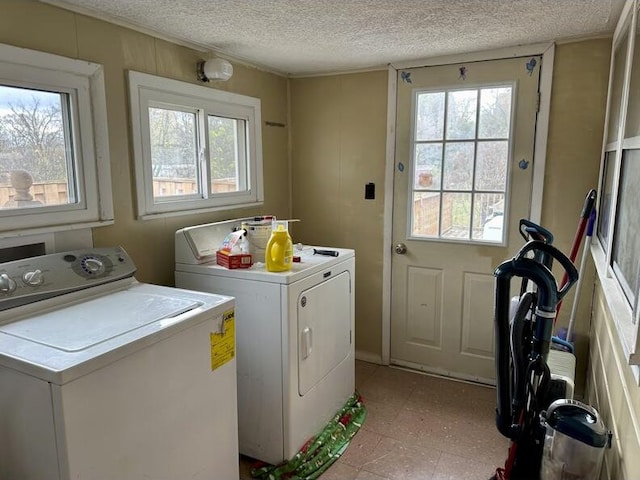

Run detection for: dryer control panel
[[0, 247, 136, 311]]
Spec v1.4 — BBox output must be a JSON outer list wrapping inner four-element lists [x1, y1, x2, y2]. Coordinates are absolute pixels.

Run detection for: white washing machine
[[0, 247, 239, 480], [175, 220, 355, 464]]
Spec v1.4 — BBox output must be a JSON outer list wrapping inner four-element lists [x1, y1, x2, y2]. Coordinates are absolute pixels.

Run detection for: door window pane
[[443, 142, 473, 190], [412, 192, 440, 237], [473, 193, 505, 241], [416, 92, 445, 141], [478, 87, 512, 139], [414, 143, 442, 190], [446, 90, 477, 140], [475, 141, 509, 191], [0, 85, 77, 209], [441, 192, 471, 239], [208, 115, 246, 193], [611, 150, 640, 304], [149, 107, 198, 199]]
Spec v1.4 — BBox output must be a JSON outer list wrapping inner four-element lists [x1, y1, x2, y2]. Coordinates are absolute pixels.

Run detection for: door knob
[[394, 243, 407, 254]]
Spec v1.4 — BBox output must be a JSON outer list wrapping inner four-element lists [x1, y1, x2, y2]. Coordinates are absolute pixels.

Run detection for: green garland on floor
[[251, 392, 366, 480]]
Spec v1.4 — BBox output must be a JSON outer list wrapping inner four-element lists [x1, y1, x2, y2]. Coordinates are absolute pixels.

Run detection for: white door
[[390, 56, 541, 383]]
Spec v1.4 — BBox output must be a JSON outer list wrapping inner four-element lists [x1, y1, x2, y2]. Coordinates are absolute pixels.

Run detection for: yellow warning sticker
[[210, 309, 235, 371]]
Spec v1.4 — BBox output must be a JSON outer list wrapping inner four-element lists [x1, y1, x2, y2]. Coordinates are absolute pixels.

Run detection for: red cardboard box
[[216, 250, 253, 269]]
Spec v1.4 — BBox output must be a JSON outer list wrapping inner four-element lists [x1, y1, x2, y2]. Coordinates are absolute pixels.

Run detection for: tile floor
[[240, 360, 509, 480]]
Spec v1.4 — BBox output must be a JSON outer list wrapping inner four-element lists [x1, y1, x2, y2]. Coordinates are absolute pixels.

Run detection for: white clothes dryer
[[0, 247, 239, 480], [175, 220, 355, 464]]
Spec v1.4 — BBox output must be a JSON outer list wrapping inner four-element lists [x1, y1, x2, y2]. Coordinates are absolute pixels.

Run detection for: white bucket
[[241, 221, 272, 263]]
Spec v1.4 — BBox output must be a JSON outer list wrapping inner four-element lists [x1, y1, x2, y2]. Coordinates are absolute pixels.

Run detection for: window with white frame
[[0, 43, 112, 235], [128, 71, 263, 219], [410, 85, 514, 243], [595, 0, 640, 364]]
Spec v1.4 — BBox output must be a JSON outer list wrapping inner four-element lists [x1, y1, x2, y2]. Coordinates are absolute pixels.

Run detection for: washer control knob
[[82, 257, 105, 276], [23, 269, 44, 287], [0, 273, 17, 294]]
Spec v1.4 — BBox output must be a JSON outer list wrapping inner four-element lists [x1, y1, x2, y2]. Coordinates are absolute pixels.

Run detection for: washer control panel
[[0, 247, 136, 311]]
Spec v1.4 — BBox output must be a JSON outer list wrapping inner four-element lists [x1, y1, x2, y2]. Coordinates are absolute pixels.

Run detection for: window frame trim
[[0, 43, 113, 237], [594, 0, 640, 371], [127, 70, 263, 220]]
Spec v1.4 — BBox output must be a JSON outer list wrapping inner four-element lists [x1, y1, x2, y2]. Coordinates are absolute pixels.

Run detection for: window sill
[[0, 219, 114, 240], [136, 201, 264, 221], [591, 242, 640, 383]]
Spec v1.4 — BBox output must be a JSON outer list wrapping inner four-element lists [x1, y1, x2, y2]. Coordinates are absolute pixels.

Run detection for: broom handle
[[566, 210, 596, 341], [555, 190, 597, 322]]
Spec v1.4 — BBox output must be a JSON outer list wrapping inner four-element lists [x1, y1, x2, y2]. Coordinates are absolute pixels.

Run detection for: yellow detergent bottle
[[265, 221, 293, 272]]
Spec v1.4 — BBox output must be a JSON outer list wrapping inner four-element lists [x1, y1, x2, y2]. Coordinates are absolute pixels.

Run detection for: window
[[128, 71, 263, 218], [410, 85, 513, 243], [0, 43, 112, 235], [596, 151, 615, 248], [611, 150, 640, 307], [595, 0, 640, 364]]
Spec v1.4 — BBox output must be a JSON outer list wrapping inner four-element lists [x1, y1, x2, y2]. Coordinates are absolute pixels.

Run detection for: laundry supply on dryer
[[266, 220, 293, 272]]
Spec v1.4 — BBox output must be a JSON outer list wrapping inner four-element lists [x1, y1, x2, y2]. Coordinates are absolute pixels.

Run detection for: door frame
[[381, 43, 556, 365]]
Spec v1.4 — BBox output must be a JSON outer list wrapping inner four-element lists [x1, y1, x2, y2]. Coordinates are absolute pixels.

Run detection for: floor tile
[[340, 428, 386, 468], [237, 361, 509, 480], [361, 398, 402, 435], [355, 471, 389, 480], [356, 359, 380, 389], [405, 375, 495, 416], [360, 436, 441, 480], [357, 367, 419, 407], [431, 452, 497, 480], [321, 460, 360, 480]]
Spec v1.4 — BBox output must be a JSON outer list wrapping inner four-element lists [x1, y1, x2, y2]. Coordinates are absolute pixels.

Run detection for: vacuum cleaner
[[513, 220, 578, 402], [491, 235, 579, 480], [491, 190, 604, 480]]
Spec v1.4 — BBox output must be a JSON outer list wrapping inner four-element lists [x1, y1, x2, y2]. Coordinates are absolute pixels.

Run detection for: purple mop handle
[[586, 209, 596, 237]]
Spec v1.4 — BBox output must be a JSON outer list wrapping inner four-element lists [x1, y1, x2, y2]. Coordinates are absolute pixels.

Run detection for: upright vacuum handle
[[519, 219, 555, 270], [514, 241, 579, 301], [519, 219, 554, 244]]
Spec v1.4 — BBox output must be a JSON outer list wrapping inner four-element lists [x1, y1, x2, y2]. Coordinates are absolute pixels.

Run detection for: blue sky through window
[[0, 85, 60, 115]]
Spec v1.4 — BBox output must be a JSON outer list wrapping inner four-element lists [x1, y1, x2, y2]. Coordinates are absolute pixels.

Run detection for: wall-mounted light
[[197, 58, 233, 82]]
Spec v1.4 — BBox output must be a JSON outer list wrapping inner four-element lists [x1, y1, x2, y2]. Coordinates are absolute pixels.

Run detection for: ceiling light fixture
[[197, 58, 233, 82]]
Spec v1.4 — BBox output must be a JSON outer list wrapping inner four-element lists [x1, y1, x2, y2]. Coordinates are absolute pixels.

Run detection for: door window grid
[[410, 86, 513, 243]]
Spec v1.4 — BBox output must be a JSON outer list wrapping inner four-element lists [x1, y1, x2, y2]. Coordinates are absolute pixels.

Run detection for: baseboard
[[355, 350, 383, 365]]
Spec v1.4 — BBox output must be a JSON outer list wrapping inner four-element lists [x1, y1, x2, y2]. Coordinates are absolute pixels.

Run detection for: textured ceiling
[[44, 0, 624, 76]]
